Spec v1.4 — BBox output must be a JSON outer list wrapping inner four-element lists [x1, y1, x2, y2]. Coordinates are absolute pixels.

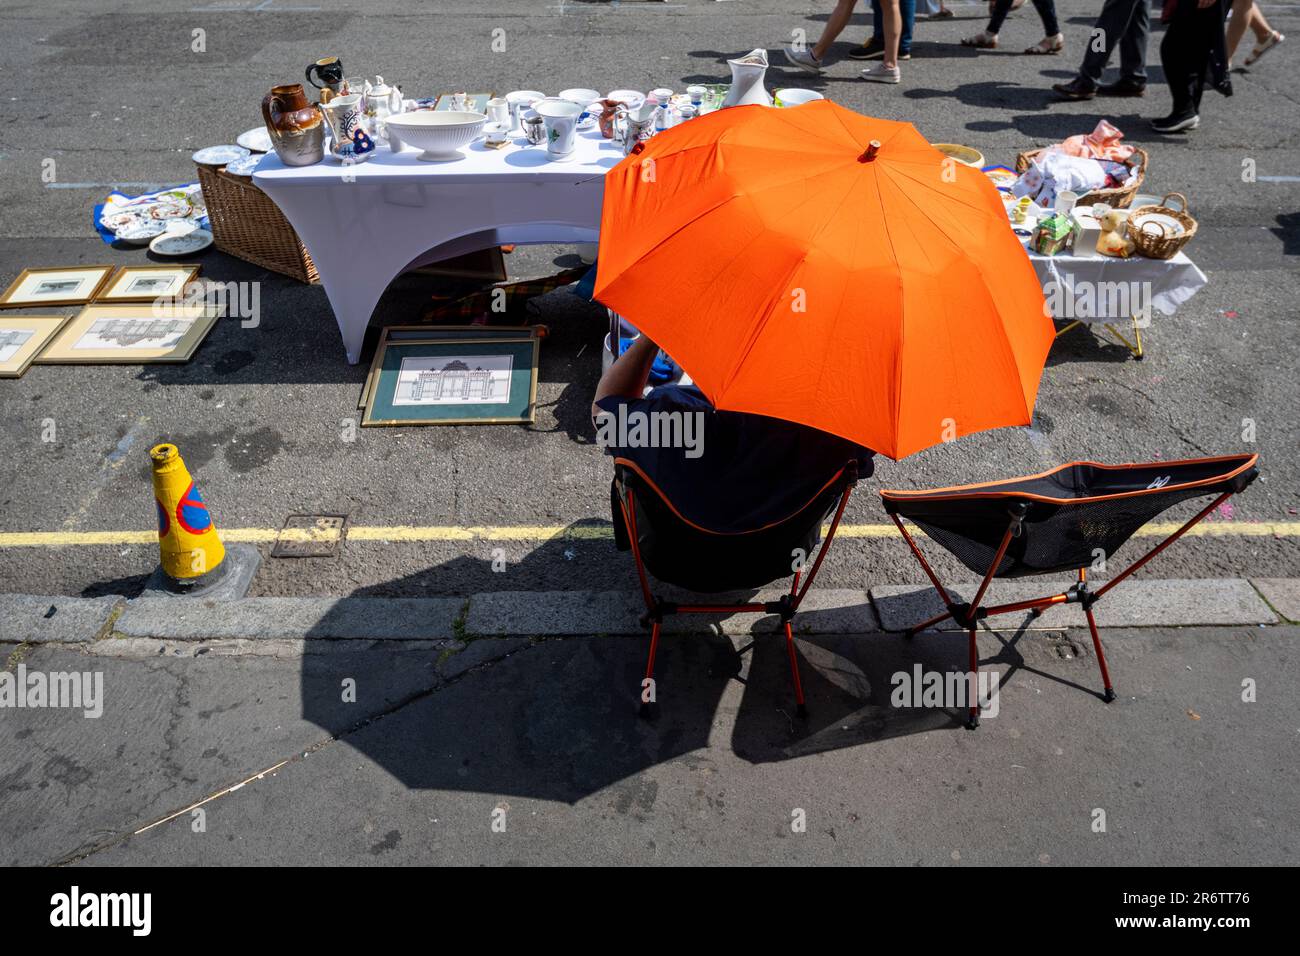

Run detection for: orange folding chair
[[613, 457, 859, 719]]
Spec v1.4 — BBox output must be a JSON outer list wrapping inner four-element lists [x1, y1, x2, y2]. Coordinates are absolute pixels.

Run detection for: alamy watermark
[[0, 665, 103, 718], [595, 405, 705, 459], [1042, 278, 1153, 328], [891, 664, 1000, 719]]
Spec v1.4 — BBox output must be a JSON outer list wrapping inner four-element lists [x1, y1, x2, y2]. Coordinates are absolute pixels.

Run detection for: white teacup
[[505, 90, 545, 131], [486, 97, 510, 126]]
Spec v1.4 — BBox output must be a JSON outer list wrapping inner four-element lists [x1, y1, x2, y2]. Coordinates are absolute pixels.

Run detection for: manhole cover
[[271, 515, 348, 558]]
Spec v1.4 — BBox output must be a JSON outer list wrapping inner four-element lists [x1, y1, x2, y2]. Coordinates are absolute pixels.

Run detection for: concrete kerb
[[0, 580, 1291, 647]]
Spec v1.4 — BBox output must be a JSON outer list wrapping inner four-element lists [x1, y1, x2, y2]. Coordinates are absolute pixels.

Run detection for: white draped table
[[1025, 240, 1208, 359], [253, 127, 620, 363]]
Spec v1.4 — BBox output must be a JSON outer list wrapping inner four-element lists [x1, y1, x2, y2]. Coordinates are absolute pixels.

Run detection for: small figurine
[[1096, 207, 1135, 258]]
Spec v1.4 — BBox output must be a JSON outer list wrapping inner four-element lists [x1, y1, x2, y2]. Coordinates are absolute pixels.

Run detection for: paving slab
[[114, 596, 463, 641], [1251, 579, 1300, 623], [71, 626, 1300, 866], [0, 643, 450, 866], [464, 589, 879, 636], [871, 579, 1277, 631], [0, 594, 122, 643]]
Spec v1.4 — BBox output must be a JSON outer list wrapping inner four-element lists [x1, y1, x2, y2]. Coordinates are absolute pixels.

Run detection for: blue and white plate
[[192, 144, 250, 166], [224, 154, 264, 177], [236, 127, 273, 153]]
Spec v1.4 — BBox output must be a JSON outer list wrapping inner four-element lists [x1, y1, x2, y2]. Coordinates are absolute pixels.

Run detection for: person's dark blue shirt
[[595, 384, 873, 533]]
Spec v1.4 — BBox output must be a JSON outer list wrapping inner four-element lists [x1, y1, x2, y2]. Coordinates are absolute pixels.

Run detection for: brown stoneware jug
[[262, 83, 325, 167]]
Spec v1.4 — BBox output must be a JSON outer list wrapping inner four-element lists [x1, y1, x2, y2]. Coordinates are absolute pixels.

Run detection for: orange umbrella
[[594, 100, 1053, 460]]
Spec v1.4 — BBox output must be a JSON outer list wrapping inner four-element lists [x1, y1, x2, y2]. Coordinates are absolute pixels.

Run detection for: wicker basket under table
[[195, 164, 319, 284]]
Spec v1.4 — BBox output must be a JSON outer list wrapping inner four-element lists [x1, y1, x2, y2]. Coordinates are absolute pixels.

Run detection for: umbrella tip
[[859, 140, 882, 163]]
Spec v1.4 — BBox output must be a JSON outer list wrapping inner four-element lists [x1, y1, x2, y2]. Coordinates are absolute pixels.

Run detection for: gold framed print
[[96, 264, 201, 303], [0, 314, 73, 378], [36, 303, 219, 364], [0, 265, 115, 308]]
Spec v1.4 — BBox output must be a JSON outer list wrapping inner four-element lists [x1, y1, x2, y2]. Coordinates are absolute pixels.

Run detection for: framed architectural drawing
[[0, 266, 115, 308], [97, 264, 200, 303], [0, 314, 73, 377], [36, 303, 219, 364], [361, 336, 539, 426]]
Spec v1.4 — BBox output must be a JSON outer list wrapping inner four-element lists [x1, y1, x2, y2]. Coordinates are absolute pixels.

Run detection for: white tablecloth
[[1026, 242, 1207, 326], [252, 128, 620, 363]]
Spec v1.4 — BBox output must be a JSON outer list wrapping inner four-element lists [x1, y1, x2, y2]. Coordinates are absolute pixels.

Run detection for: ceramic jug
[[320, 94, 376, 164], [261, 83, 325, 167], [617, 101, 657, 156], [721, 48, 773, 108]]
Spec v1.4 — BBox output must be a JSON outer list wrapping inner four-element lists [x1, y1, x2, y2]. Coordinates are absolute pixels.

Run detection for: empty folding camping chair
[[880, 454, 1259, 728], [612, 456, 861, 719]]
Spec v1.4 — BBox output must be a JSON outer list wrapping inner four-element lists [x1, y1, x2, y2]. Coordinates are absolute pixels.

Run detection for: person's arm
[[592, 334, 659, 419]]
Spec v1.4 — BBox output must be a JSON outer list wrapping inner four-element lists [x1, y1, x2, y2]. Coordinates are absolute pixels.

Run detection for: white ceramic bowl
[[774, 88, 824, 107], [385, 111, 487, 161], [606, 89, 645, 109], [559, 88, 600, 106]]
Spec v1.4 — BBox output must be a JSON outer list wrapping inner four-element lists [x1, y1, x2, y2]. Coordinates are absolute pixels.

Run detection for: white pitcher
[[532, 97, 584, 158], [722, 48, 773, 108]]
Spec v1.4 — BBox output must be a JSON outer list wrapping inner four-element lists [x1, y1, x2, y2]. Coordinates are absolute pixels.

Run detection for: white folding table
[[253, 128, 619, 364], [1026, 241, 1208, 359]]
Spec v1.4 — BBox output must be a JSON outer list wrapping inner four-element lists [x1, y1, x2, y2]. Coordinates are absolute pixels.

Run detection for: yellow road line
[[0, 522, 1297, 548]]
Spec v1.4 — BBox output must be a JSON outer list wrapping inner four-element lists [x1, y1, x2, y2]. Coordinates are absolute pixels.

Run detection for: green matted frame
[[358, 324, 539, 409], [361, 336, 539, 427]]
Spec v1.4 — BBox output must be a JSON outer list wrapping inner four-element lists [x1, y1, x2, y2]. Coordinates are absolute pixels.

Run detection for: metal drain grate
[[271, 515, 348, 558]]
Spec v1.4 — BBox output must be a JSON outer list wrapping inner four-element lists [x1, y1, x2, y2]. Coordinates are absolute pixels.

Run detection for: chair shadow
[[294, 521, 970, 803]]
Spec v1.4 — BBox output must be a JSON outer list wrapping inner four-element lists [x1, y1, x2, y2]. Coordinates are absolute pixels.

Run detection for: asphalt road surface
[[0, 0, 1297, 598]]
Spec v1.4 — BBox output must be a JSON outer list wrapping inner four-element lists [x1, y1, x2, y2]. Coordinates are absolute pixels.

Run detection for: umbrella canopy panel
[[595, 101, 1052, 460]]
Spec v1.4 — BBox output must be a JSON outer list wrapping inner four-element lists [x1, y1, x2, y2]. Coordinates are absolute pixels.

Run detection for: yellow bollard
[[150, 443, 225, 581]]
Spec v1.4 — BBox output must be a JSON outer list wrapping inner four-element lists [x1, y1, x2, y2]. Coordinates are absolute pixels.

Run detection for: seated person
[[592, 334, 874, 535]]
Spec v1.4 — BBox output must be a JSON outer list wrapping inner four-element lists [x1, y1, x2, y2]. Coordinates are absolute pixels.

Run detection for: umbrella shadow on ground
[[296, 524, 969, 804]]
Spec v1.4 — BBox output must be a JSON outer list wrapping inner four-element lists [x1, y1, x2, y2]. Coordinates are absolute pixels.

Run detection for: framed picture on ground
[[36, 302, 219, 364], [0, 266, 115, 308], [0, 314, 73, 378], [96, 264, 201, 303], [361, 336, 539, 426], [359, 324, 541, 409]]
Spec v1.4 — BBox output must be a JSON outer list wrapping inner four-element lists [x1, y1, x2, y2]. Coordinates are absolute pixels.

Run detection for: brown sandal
[[962, 31, 998, 49]]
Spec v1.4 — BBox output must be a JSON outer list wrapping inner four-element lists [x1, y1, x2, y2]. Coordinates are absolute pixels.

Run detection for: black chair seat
[[882, 455, 1258, 578]]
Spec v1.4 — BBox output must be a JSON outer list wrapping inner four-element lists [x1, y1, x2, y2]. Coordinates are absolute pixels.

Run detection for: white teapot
[[362, 75, 402, 142]]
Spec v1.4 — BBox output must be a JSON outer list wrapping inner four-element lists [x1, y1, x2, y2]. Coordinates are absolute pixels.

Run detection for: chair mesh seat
[[882, 455, 1258, 578], [613, 459, 851, 592]]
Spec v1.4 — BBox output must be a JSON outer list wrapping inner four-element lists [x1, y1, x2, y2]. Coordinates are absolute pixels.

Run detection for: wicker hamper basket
[[195, 164, 318, 283], [1014, 145, 1148, 209]]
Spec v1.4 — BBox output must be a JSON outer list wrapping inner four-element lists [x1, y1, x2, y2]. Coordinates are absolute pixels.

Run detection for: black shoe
[[1051, 77, 1096, 100], [848, 38, 885, 60], [1098, 77, 1146, 97], [1151, 111, 1200, 133]]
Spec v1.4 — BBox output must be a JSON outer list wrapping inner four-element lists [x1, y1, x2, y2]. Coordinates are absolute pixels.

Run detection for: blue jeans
[[871, 0, 915, 56]]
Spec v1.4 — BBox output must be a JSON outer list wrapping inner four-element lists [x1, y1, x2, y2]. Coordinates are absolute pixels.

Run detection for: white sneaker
[[784, 44, 824, 74], [861, 63, 901, 84]]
